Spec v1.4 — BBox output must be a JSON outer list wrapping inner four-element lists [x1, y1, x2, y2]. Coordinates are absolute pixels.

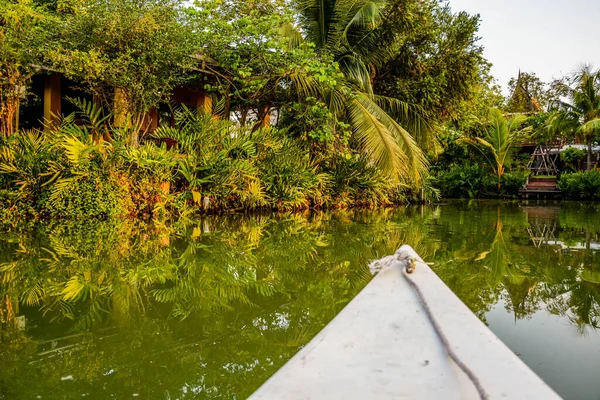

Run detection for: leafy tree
[[187, 1, 341, 130], [188, 0, 429, 184], [448, 66, 505, 138], [373, 1, 486, 140], [549, 65, 600, 170], [291, 0, 431, 183], [546, 77, 571, 106], [458, 109, 529, 188], [48, 0, 196, 145], [531, 110, 576, 148], [0, 0, 52, 136]]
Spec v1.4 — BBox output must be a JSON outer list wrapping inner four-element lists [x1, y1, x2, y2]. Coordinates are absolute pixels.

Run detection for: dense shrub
[[499, 171, 528, 196], [0, 103, 423, 220], [560, 147, 586, 172], [432, 163, 527, 199], [432, 164, 494, 198], [41, 171, 132, 219], [260, 139, 323, 210], [324, 155, 395, 208], [559, 171, 600, 200]]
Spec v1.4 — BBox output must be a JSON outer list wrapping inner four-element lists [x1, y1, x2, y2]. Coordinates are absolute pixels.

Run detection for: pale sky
[[448, 0, 600, 94]]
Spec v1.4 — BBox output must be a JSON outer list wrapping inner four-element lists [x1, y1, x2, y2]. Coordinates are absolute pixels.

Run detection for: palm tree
[[458, 109, 529, 188], [550, 65, 600, 170], [289, 0, 429, 183]]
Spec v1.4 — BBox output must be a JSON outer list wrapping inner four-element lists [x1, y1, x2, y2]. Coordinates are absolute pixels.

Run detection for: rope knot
[[406, 257, 417, 274]]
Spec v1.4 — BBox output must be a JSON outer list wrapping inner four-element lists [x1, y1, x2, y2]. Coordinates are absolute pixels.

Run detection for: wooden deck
[[519, 177, 561, 199]]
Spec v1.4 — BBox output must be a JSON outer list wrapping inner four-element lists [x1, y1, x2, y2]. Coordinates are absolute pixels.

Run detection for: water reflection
[[423, 202, 599, 332], [430, 201, 600, 400], [0, 211, 426, 399], [1, 203, 600, 399]]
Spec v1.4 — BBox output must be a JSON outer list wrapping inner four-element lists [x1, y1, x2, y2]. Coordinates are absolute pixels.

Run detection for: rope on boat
[[400, 255, 489, 400]]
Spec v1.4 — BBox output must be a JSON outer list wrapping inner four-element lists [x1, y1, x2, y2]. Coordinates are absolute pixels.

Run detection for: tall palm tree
[[458, 109, 529, 188], [290, 0, 429, 183], [550, 65, 600, 170]]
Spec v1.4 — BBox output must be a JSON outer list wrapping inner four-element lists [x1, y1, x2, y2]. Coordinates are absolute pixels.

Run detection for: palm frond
[[338, 54, 373, 95], [289, 71, 323, 98], [61, 135, 102, 165], [373, 95, 434, 146], [580, 118, 600, 135], [347, 96, 407, 180], [279, 22, 304, 49], [67, 97, 112, 133], [352, 94, 428, 182], [345, 0, 381, 31]]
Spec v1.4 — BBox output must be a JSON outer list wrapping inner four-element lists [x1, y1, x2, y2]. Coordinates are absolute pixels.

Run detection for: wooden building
[[20, 67, 210, 132]]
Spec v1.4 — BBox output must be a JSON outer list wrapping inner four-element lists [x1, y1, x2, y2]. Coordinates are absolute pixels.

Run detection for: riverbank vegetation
[[0, 0, 488, 219], [2, 0, 600, 221], [432, 65, 600, 199]]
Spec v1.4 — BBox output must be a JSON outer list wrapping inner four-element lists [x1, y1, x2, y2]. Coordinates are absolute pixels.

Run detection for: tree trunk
[[113, 87, 129, 128], [1, 73, 24, 136], [587, 137, 593, 171], [15, 100, 19, 133], [113, 87, 140, 147], [0, 96, 18, 137]]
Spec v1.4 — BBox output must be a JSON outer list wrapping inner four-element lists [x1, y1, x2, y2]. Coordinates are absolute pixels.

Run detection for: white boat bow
[[249, 245, 561, 400]]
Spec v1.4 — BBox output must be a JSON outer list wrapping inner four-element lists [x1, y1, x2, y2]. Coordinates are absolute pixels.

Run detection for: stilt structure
[[526, 145, 559, 176], [519, 145, 562, 198]]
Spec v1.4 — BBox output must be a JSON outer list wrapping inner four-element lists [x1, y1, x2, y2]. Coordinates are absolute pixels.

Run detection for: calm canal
[[1, 201, 599, 399]]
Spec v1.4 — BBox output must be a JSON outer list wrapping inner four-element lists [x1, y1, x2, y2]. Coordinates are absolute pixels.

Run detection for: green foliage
[[260, 139, 323, 210], [549, 65, 600, 170], [373, 1, 486, 125], [560, 147, 586, 172], [432, 162, 526, 198], [153, 107, 271, 211], [0, 0, 523, 210], [432, 163, 493, 198], [0, 129, 56, 200], [48, 0, 196, 138], [191, 0, 431, 184], [188, 1, 341, 117], [324, 154, 398, 207], [154, 107, 404, 212], [458, 109, 530, 188], [3, 0, 500, 198], [282, 97, 335, 143], [562, 148, 585, 164], [0, 98, 432, 220], [448, 70, 505, 138], [122, 143, 177, 183], [431, 127, 473, 169], [41, 170, 131, 218], [559, 170, 600, 200], [296, 0, 433, 184], [499, 170, 528, 196], [0, 0, 54, 135]]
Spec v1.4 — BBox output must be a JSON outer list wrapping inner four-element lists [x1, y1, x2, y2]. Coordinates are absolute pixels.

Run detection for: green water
[[1, 202, 600, 399]]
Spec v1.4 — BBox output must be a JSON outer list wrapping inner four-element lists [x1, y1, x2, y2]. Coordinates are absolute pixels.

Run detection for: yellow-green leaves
[[458, 109, 529, 188]]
